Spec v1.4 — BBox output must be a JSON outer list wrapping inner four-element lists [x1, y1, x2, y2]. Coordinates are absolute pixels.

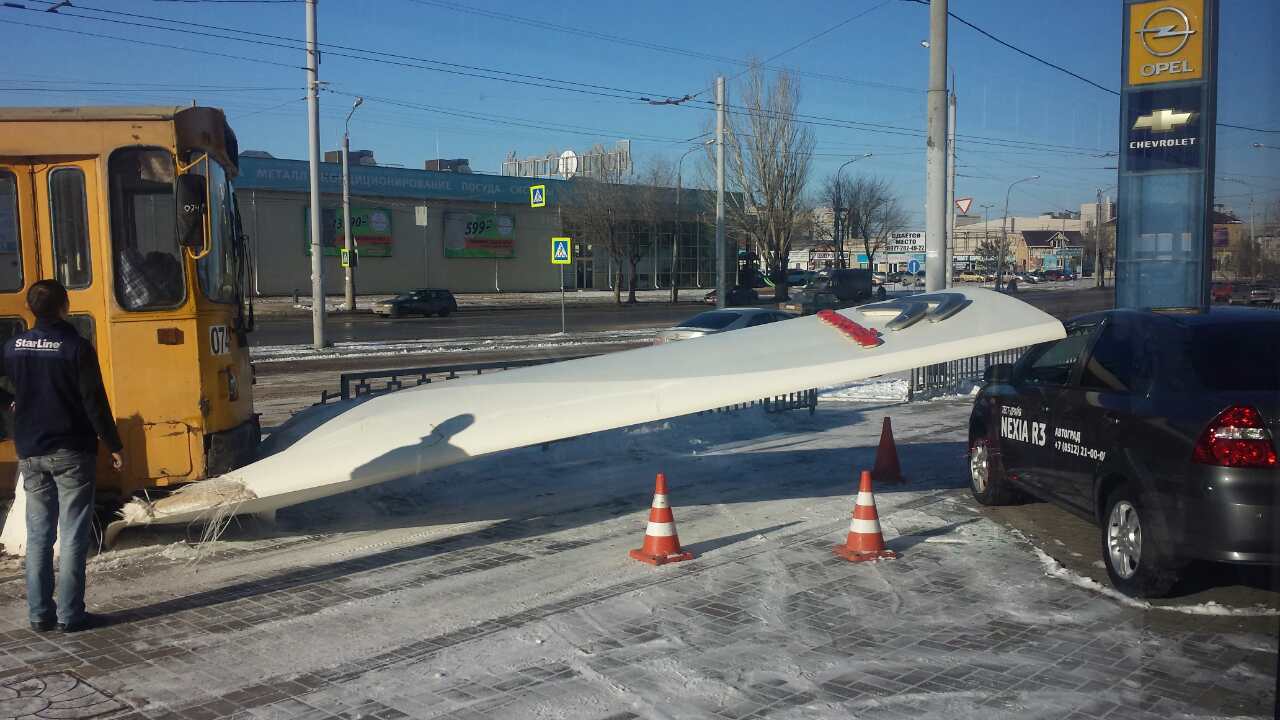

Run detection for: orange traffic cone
[[833, 470, 897, 562], [629, 473, 695, 566], [872, 416, 905, 485]]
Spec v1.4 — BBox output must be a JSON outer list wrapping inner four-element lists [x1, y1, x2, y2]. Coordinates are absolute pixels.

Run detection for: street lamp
[[834, 153, 873, 268], [1001, 175, 1039, 289], [342, 96, 363, 313], [673, 139, 715, 303]]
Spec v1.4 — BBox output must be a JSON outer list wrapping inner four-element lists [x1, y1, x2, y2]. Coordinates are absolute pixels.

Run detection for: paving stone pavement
[[0, 488, 1273, 720]]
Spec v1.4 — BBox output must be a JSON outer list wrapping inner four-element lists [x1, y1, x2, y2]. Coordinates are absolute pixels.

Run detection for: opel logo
[[1136, 6, 1196, 57]]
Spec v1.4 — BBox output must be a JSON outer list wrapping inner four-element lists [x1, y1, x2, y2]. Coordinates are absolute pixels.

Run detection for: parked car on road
[[1210, 281, 1233, 303], [655, 308, 794, 343], [957, 270, 986, 282], [372, 289, 458, 318], [702, 286, 760, 307], [1247, 284, 1275, 305], [1227, 283, 1255, 305], [785, 269, 814, 288], [968, 307, 1280, 597], [779, 268, 877, 315]]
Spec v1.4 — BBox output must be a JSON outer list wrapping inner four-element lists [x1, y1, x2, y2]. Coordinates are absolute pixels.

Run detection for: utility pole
[[833, 202, 842, 269], [1221, 178, 1257, 278], [715, 76, 727, 309], [924, 0, 948, 292], [945, 81, 956, 288], [1095, 188, 1104, 288], [342, 96, 362, 313], [979, 203, 994, 275], [305, 0, 325, 349]]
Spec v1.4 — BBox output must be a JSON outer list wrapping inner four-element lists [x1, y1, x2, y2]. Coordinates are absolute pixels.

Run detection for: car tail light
[[1192, 405, 1278, 468]]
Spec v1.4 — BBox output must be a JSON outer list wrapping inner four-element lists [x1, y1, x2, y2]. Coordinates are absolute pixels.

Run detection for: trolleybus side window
[[108, 148, 184, 311], [1, 171, 21, 293], [66, 314, 96, 348], [196, 159, 240, 304], [48, 168, 93, 290]]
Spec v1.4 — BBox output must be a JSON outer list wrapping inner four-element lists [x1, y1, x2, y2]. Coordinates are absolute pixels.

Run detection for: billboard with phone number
[[443, 212, 516, 258]]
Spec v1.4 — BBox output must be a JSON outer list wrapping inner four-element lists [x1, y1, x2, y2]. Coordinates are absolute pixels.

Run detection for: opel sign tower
[[1118, 0, 1219, 308]]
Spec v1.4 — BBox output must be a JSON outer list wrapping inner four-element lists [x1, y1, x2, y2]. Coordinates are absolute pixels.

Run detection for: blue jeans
[[19, 450, 96, 626]]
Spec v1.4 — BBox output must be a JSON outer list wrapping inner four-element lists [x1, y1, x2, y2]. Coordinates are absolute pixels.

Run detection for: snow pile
[[819, 377, 908, 402], [1175, 600, 1280, 617], [1031, 545, 1151, 610], [1031, 544, 1280, 617]]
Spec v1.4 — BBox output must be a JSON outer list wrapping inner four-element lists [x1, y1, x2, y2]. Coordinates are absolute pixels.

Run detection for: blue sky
[[3, 0, 1277, 226]]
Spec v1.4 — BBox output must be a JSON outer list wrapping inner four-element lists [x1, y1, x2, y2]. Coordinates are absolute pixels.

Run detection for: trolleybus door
[[29, 160, 106, 350]]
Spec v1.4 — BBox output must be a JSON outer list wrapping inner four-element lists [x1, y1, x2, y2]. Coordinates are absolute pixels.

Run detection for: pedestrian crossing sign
[[530, 184, 546, 208], [551, 237, 571, 265]]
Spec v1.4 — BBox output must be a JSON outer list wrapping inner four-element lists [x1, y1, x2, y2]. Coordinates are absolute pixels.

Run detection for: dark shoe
[[57, 613, 107, 634], [29, 619, 55, 633]]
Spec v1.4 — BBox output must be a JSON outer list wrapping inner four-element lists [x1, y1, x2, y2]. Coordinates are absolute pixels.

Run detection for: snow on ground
[[250, 328, 657, 362], [0, 397, 1272, 718], [819, 376, 909, 402]]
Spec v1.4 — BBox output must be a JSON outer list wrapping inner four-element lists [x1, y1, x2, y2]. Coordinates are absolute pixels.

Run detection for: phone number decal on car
[[1054, 439, 1107, 462]]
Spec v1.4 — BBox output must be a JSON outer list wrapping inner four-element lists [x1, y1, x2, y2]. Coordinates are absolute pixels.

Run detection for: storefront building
[[234, 157, 721, 295]]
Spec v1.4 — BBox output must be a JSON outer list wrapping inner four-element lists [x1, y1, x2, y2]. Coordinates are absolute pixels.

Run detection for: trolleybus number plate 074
[[209, 325, 231, 355]]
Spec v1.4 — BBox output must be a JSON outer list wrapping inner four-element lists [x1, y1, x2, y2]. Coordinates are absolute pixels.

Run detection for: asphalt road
[[252, 285, 1115, 347]]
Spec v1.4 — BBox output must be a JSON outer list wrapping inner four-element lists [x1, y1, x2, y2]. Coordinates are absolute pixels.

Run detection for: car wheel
[[968, 436, 1018, 505], [1100, 484, 1179, 598]]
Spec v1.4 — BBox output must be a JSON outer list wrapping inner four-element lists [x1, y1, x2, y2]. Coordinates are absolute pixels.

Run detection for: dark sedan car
[[967, 307, 1280, 597], [372, 289, 458, 318], [702, 286, 760, 307]]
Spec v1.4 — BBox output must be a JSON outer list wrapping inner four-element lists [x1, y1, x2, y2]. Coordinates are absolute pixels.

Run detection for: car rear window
[[1182, 322, 1280, 391], [680, 311, 740, 330]]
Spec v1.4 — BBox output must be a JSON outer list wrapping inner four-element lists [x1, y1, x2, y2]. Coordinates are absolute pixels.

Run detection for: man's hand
[[111, 452, 124, 471]]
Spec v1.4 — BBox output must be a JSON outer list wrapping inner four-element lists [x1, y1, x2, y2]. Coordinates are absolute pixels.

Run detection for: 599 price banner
[[443, 211, 516, 259]]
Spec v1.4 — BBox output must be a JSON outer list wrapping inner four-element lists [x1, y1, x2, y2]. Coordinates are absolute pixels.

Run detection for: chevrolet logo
[[1133, 108, 1194, 133]]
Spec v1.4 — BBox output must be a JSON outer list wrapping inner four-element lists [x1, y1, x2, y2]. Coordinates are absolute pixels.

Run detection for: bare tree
[[564, 158, 631, 304], [631, 159, 675, 304], [1084, 218, 1116, 286], [819, 174, 849, 263], [843, 176, 908, 270], [720, 64, 815, 302], [977, 236, 1015, 278]]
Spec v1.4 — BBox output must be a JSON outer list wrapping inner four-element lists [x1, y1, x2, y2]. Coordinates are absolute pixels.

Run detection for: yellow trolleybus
[[0, 105, 257, 503]]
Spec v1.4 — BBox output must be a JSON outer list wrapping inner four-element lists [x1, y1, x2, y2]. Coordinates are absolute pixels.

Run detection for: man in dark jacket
[[1, 280, 123, 633]]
